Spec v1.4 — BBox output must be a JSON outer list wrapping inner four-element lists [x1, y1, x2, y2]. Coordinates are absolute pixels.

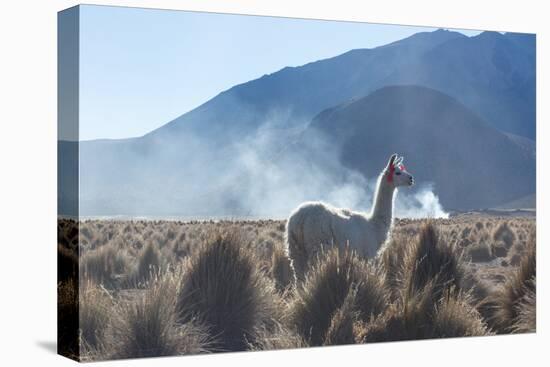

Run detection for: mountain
[[146, 29, 534, 143], [305, 85, 535, 210], [147, 29, 467, 143], [382, 31, 536, 138], [66, 29, 537, 216]]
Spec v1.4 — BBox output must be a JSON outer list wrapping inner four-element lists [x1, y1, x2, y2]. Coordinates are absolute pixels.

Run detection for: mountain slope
[[146, 30, 534, 144], [306, 85, 535, 210], [146, 29, 467, 142], [382, 31, 536, 138]]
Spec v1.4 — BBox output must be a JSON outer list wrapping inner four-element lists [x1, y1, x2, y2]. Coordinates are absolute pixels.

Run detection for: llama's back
[[285, 202, 336, 282]]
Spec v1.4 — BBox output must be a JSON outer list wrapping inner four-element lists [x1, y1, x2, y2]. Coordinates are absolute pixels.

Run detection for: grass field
[[57, 215, 536, 361]]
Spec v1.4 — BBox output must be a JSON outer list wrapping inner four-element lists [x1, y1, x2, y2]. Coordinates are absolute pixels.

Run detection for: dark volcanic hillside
[[383, 31, 536, 138], [306, 85, 535, 210]]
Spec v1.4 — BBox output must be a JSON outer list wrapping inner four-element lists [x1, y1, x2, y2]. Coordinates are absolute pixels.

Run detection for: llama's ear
[[387, 154, 398, 168], [395, 156, 404, 166]]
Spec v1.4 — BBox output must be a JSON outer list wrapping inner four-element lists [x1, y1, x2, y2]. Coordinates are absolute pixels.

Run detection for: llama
[[285, 154, 414, 282]]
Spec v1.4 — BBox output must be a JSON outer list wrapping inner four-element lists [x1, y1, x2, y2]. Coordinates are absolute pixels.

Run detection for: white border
[[0, 1, 547, 366]]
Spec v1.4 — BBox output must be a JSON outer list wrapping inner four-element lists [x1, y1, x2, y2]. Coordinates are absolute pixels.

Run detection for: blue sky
[[79, 5, 482, 141]]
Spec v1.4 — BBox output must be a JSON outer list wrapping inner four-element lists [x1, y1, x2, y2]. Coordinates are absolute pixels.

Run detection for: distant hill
[[305, 85, 535, 210], [382, 31, 536, 138], [495, 194, 536, 210]]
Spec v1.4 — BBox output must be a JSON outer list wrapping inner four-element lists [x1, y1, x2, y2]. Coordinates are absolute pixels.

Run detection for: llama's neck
[[369, 174, 396, 231]]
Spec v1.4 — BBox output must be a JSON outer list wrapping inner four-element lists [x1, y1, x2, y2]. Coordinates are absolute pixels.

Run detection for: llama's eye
[[395, 172, 401, 176]]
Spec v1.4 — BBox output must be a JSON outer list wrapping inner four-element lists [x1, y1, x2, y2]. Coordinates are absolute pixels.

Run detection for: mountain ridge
[[306, 85, 535, 210], [144, 29, 480, 142]]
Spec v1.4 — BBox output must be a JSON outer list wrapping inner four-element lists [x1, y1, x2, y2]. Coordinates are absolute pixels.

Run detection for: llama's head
[[384, 153, 414, 188]]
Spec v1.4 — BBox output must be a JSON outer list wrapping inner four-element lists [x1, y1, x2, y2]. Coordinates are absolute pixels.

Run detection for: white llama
[[285, 153, 414, 282]]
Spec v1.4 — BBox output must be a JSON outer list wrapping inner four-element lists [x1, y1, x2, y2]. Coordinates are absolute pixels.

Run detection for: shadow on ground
[[36, 340, 57, 354]]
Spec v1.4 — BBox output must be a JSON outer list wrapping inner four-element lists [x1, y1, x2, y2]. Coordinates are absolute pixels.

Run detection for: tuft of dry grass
[[360, 279, 437, 342], [468, 242, 494, 262], [378, 232, 409, 302], [431, 292, 490, 338], [485, 236, 536, 333], [177, 230, 282, 351], [402, 222, 465, 299], [288, 247, 387, 346], [106, 272, 210, 360], [79, 281, 113, 352], [380, 222, 466, 303], [493, 222, 516, 249], [270, 245, 294, 293], [127, 242, 163, 286], [491, 243, 509, 258], [249, 323, 307, 351], [361, 282, 489, 342], [323, 286, 359, 346], [512, 278, 536, 333], [366, 222, 491, 343], [81, 244, 130, 287]]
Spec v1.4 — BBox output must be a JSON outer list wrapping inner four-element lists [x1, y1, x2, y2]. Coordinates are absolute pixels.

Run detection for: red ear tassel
[[387, 164, 395, 183]]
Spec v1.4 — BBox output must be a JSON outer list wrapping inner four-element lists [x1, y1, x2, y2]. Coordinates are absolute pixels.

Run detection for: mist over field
[[74, 118, 448, 218], [214, 123, 448, 218]]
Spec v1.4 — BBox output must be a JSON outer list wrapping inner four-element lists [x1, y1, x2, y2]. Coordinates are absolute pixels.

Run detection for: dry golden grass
[[58, 214, 535, 361], [81, 244, 130, 287], [288, 246, 387, 346], [248, 323, 307, 351], [323, 286, 360, 346], [270, 245, 293, 293], [177, 230, 282, 351], [361, 222, 491, 342], [79, 281, 113, 353], [400, 222, 464, 299], [512, 278, 536, 333], [104, 272, 210, 360], [483, 235, 536, 333], [57, 278, 79, 360]]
